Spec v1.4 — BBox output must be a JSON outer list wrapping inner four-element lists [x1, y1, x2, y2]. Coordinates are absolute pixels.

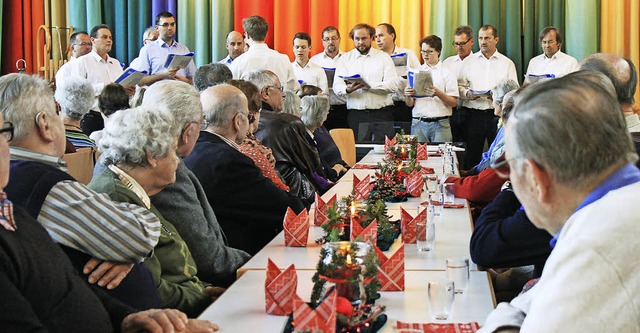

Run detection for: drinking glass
[[430, 186, 444, 217], [446, 258, 470, 293], [443, 183, 455, 204], [426, 175, 438, 193], [427, 280, 455, 320], [416, 221, 435, 252]]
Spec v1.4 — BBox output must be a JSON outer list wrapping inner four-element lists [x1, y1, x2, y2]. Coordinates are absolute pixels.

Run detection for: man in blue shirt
[[479, 71, 640, 332], [134, 11, 195, 86]]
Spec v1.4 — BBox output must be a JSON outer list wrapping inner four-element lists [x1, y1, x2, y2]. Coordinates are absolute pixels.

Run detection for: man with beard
[[333, 23, 400, 142]]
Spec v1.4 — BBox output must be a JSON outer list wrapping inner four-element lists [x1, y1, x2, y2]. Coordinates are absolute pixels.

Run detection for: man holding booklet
[[403, 35, 458, 143], [133, 11, 196, 86]]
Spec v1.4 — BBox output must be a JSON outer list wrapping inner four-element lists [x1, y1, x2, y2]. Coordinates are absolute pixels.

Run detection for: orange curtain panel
[[2, 0, 45, 75], [234, 0, 275, 48]]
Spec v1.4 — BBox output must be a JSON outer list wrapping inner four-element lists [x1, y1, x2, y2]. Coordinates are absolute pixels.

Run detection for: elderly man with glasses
[[55, 31, 93, 89], [525, 26, 578, 83], [133, 11, 195, 86]]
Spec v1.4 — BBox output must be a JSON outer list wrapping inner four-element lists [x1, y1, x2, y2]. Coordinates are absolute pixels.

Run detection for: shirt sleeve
[[132, 45, 151, 73], [333, 56, 348, 96], [317, 67, 329, 95], [369, 55, 400, 94], [38, 181, 161, 263], [445, 168, 505, 203]]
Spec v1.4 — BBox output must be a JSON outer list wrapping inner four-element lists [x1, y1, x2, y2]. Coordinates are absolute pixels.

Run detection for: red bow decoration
[[350, 218, 377, 245], [417, 143, 428, 160], [400, 207, 427, 244], [374, 245, 405, 291], [265, 259, 297, 316], [353, 174, 374, 201], [283, 207, 309, 247], [292, 289, 337, 333], [314, 194, 336, 226], [406, 170, 424, 197]]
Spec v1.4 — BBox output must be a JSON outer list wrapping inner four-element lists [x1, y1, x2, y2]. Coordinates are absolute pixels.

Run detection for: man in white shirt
[[218, 31, 245, 66], [55, 31, 92, 89], [479, 71, 640, 333], [74, 24, 132, 135], [134, 12, 195, 86], [525, 26, 578, 83], [291, 32, 328, 94], [443, 25, 475, 144], [128, 26, 158, 69], [310, 26, 347, 130], [457, 25, 518, 169], [375, 23, 421, 129], [230, 15, 299, 92], [333, 23, 400, 142]]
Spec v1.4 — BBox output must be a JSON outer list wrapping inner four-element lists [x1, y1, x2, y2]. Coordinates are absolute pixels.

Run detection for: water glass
[[446, 258, 470, 293], [416, 221, 435, 252], [443, 183, 455, 204], [427, 280, 455, 320], [426, 175, 438, 193], [430, 187, 444, 217]]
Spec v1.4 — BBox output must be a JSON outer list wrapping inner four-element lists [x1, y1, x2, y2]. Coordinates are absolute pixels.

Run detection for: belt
[[413, 116, 448, 123]]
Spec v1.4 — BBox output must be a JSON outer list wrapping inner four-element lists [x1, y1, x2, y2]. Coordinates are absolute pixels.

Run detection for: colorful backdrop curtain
[[0, 0, 637, 108]]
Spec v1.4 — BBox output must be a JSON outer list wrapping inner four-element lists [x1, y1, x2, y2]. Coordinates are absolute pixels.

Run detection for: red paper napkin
[[374, 245, 405, 291], [444, 203, 465, 209], [350, 218, 377, 245], [314, 193, 336, 226], [396, 321, 480, 333], [428, 151, 443, 157], [420, 167, 436, 175], [353, 174, 374, 201], [265, 259, 297, 316], [352, 164, 378, 169], [406, 170, 424, 197], [400, 207, 427, 244], [292, 289, 337, 333], [417, 143, 428, 160], [283, 207, 309, 247]]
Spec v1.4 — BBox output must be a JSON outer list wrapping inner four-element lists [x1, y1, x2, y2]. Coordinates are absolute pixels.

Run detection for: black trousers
[[450, 106, 467, 143], [324, 104, 349, 131], [462, 107, 498, 170], [347, 107, 394, 143]]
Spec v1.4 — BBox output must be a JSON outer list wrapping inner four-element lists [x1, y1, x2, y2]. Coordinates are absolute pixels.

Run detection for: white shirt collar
[[212, 132, 240, 150]]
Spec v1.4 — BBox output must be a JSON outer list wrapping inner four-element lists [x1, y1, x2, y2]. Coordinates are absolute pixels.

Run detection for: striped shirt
[[65, 129, 96, 149]]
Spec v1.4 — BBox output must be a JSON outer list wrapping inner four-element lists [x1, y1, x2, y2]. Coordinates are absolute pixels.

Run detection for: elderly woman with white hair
[[54, 76, 96, 149], [300, 95, 348, 181], [89, 107, 220, 319]]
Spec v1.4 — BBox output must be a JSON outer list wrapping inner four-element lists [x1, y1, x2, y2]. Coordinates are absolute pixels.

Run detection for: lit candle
[[350, 201, 356, 217], [346, 254, 352, 265]]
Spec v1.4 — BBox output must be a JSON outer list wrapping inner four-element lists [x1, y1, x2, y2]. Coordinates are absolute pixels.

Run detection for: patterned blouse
[[239, 133, 290, 192]]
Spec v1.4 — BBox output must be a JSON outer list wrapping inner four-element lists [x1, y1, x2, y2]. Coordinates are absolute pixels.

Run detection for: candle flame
[[350, 201, 356, 216], [346, 254, 352, 265]]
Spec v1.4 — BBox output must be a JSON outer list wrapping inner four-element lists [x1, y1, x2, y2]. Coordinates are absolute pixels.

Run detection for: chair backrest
[[329, 128, 356, 166], [61, 147, 96, 185]]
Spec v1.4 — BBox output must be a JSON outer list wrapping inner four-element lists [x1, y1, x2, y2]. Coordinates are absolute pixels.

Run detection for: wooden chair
[[329, 128, 356, 166], [62, 147, 96, 185]]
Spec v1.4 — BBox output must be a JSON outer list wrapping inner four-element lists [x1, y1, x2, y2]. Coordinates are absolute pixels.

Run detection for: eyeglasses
[[322, 36, 339, 42], [490, 156, 520, 178], [420, 49, 437, 54], [0, 122, 13, 142], [452, 38, 472, 47], [158, 22, 176, 28], [74, 42, 92, 46], [268, 85, 284, 93]]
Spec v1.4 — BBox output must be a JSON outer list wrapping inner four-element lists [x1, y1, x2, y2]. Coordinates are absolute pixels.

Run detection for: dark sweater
[[470, 189, 552, 277]]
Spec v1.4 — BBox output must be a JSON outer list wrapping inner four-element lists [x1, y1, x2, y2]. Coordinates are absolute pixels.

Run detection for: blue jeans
[[411, 118, 453, 143]]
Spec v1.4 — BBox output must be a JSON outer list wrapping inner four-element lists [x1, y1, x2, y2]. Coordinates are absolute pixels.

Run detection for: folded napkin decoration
[[292, 289, 337, 333], [400, 207, 426, 244], [406, 170, 424, 197], [314, 193, 336, 226], [284, 207, 309, 247], [351, 218, 377, 245], [444, 203, 465, 209], [353, 174, 375, 201], [417, 143, 428, 161], [396, 321, 480, 333], [265, 259, 298, 316], [352, 164, 378, 169], [420, 167, 436, 175], [375, 245, 405, 291]]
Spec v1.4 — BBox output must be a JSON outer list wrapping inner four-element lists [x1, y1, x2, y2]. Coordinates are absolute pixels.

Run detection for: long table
[[198, 270, 496, 332]]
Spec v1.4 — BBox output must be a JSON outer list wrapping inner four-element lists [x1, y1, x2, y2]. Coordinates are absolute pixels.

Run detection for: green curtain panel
[[430, 0, 468, 59], [194, 0, 211, 66], [565, 0, 599, 61], [211, 0, 234, 63], [67, 0, 102, 34]]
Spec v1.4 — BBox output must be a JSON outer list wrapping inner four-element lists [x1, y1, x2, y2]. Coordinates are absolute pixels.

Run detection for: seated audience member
[[0, 109, 217, 332], [282, 89, 302, 117], [143, 80, 251, 287], [300, 95, 349, 181], [90, 83, 130, 145], [194, 63, 233, 92], [90, 106, 220, 317], [230, 79, 290, 192], [2, 74, 162, 310], [54, 76, 96, 149], [184, 84, 304, 255], [403, 35, 458, 143], [479, 71, 640, 332], [244, 70, 330, 200]]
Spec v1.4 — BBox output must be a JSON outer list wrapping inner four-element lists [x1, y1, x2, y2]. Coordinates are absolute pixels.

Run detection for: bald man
[[219, 31, 246, 66]]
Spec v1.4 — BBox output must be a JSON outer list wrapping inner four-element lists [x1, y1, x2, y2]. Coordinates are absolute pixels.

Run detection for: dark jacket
[[470, 188, 553, 277], [184, 131, 305, 255]]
